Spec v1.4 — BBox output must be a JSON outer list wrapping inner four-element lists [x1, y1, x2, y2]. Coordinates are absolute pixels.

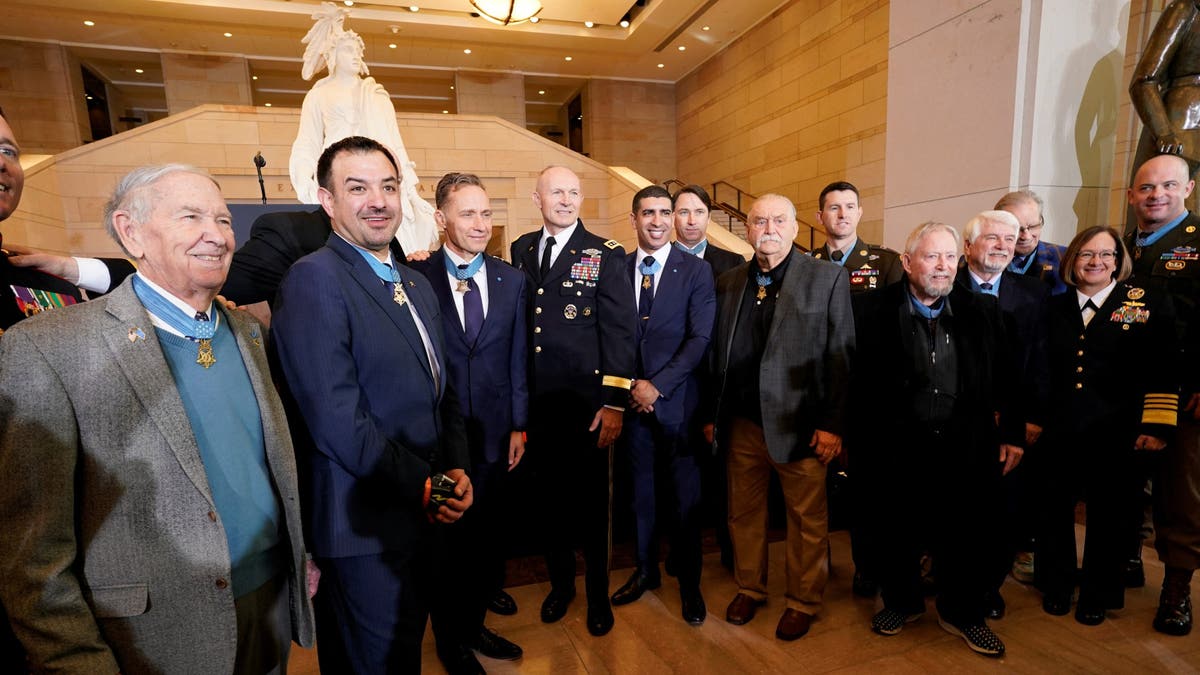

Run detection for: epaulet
[[867, 243, 898, 254], [604, 239, 621, 250]]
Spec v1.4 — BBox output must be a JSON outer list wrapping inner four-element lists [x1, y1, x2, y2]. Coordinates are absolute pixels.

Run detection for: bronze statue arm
[[1130, 0, 1200, 154]]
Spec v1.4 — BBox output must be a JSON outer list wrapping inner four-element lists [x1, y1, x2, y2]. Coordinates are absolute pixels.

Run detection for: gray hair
[[103, 164, 218, 256], [994, 189, 1044, 216], [962, 209, 1019, 243], [904, 221, 962, 256], [751, 193, 797, 221]]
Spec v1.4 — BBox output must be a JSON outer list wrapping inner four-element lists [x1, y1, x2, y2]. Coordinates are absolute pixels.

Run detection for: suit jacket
[[0, 253, 135, 331], [711, 254, 854, 463], [0, 279, 314, 674], [628, 246, 715, 431], [510, 222, 636, 424], [955, 268, 1051, 423], [811, 237, 904, 294], [698, 241, 745, 280], [849, 282, 1023, 474], [411, 249, 529, 466], [270, 233, 469, 559], [1011, 240, 1068, 295], [222, 207, 407, 306]]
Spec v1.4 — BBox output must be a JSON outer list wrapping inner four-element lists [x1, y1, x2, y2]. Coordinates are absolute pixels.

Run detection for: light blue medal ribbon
[[444, 252, 484, 291], [353, 246, 408, 305], [755, 272, 773, 300], [132, 275, 218, 368], [639, 257, 662, 290], [674, 240, 707, 256]]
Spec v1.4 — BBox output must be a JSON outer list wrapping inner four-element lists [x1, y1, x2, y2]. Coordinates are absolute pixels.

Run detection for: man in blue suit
[[997, 190, 1068, 295], [270, 136, 473, 674], [410, 172, 527, 673], [610, 185, 715, 624]]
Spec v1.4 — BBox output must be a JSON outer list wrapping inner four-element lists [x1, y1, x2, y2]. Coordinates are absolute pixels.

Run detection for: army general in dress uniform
[[510, 166, 637, 638]]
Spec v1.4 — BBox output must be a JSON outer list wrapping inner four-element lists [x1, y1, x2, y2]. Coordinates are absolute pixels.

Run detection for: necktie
[[1012, 255, 1027, 269], [831, 249, 844, 262], [459, 264, 483, 343], [1082, 299, 1099, 327], [638, 255, 655, 321], [540, 236, 556, 279], [979, 282, 993, 291]]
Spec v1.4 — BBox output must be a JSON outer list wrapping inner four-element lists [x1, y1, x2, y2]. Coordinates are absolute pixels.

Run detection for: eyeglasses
[[1017, 223, 1043, 234], [1077, 250, 1116, 262]]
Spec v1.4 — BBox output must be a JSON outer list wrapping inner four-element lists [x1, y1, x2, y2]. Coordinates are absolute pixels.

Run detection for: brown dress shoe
[[725, 593, 765, 625], [775, 608, 813, 641]]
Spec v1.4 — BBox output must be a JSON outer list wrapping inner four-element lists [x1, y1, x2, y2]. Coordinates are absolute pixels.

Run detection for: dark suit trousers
[[430, 459, 511, 652], [532, 413, 613, 601], [314, 551, 430, 675], [870, 429, 1001, 626], [624, 412, 702, 588], [1037, 430, 1143, 609]]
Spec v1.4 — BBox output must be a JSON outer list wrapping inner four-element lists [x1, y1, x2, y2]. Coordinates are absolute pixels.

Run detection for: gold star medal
[[393, 282, 408, 306], [457, 280, 471, 293]]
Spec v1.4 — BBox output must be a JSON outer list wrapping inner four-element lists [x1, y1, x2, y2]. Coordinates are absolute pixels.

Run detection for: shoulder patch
[[604, 239, 620, 250]]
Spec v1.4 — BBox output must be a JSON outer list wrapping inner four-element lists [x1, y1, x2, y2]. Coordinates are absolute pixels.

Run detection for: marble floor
[[288, 527, 1200, 674]]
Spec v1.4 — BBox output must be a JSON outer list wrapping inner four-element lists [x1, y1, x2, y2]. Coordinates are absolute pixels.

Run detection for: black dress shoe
[[488, 589, 518, 616], [1123, 558, 1146, 588], [1075, 605, 1105, 626], [852, 570, 879, 598], [610, 569, 661, 606], [1042, 592, 1071, 616], [438, 646, 485, 675], [681, 589, 707, 625], [587, 601, 614, 636], [1154, 592, 1193, 636], [474, 626, 522, 661], [540, 588, 576, 623], [983, 590, 1006, 620]]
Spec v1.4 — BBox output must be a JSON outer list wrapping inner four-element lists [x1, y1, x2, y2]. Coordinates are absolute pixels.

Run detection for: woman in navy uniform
[[1036, 226, 1180, 625]]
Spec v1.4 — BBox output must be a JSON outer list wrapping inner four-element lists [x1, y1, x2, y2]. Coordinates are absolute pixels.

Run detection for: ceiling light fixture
[[470, 0, 542, 26], [252, 75, 258, 80], [584, 21, 594, 28], [529, 16, 539, 23], [389, 43, 397, 48], [463, 48, 472, 54], [620, 19, 630, 28], [657, 63, 664, 68], [135, 68, 145, 74], [409, 6, 419, 12], [343, 0, 354, 6], [564, 56, 572, 61], [702, 26, 710, 31], [677, 45, 686, 51], [450, 85, 455, 90], [443, 110, 449, 114], [83, 20, 95, 26], [265, 103, 272, 107], [224, 32, 233, 37], [538, 90, 545, 95]]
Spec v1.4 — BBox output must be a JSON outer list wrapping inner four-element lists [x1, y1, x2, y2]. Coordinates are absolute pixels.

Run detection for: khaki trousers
[[727, 417, 828, 614]]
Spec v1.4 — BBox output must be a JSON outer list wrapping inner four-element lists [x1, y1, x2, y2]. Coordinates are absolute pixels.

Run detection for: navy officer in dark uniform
[[510, 165, 636, 637]]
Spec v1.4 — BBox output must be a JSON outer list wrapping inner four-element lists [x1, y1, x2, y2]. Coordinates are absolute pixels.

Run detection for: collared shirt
[[538, 221, 578, 271], [827, 237, 857, 267], [134, 271, 217, 337], [676, 239, 709, 259], [443, 247, 490, 328], [726, 249, 794, 425], [75, 257, 113, 295], [631, 245, 672, 300], [968, 269, 1002, 296], [1136, 209, 1190, 248], [1077, 279, 1117, 326]]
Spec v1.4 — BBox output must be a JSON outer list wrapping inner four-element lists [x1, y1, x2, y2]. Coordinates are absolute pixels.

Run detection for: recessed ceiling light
[[584, 21, 594, 28], [620, 20, 630, 28], [702, 26, 710, 31], [443, 110, 449, 114], [252, 75, 258, 80], [86, 95, 93, 100], [538, 90, 545, 95], [343, 0, 354, 6], [135, 68, 144, 74], [409, 6, 419, 11], [564, 56, 572, 61], [265, 103, 272, 107], [657, 63, 664, 68], [678, 45, 686, 51], [450, 85, 455, 90], [224, 32, 233, 38], [388, 43, 397, 49], [464, 48, 472, 54], [529, 16, 539, 23], [83, 20, 95, 26]]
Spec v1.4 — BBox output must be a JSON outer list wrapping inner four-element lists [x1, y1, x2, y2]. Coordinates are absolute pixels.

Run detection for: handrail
[[660, 178, 826, 251]]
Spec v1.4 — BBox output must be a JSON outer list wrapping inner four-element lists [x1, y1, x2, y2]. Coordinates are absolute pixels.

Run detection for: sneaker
[[1011, 551, 1035, 584], [871, 608, 922, 636], [938, 618, 1005, 657]]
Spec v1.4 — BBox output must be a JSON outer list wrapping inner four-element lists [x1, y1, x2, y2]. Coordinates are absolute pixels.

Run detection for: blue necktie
[[459, 264, 483, 343]]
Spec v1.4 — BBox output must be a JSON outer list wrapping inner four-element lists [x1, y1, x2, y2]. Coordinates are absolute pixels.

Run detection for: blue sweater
[[156, 320, 282, 597]]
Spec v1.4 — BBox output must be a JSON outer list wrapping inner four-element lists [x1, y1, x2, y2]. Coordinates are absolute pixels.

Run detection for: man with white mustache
[[709, 193, 853, 641], [957, 210, 1050, 621], [851, 221, 1023, 658]]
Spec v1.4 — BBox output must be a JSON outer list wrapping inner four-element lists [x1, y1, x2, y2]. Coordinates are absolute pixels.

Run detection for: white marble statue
[[290, 3, 439, 252]]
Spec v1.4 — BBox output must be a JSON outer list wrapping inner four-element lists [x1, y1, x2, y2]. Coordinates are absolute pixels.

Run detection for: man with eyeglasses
[[996, 190, 1068, 296], [956, 210, 1049, 622], [1125, 153, 1200, 637]]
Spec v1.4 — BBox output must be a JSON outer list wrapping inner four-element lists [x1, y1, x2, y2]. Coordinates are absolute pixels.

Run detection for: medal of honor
[[196, 339, 216, 369], [756, 285, 767, 301], [457, 279, 471, 293], [642, 275, 652, 290], [393, 282, 408, 305]]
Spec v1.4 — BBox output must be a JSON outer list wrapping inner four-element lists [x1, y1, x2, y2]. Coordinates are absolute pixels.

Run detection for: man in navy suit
[[410, 172, 527, 673], [609, 185, 715, 625], [270, 136, 473, 674], [957, 209, 1050, 620], [996, 190, 1068, 296]]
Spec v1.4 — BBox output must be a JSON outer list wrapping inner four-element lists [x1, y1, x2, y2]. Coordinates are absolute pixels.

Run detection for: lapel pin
[[128, 326, 145, 342]]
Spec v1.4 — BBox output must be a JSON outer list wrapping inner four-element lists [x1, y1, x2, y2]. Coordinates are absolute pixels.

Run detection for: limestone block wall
[[584, 79, 678, 186], [675, 0, 888, 243], [161, 54, 253, 115], [455, 71, 525, 127], [0, 39, 87, 154], [9, 105, 641, 259]]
